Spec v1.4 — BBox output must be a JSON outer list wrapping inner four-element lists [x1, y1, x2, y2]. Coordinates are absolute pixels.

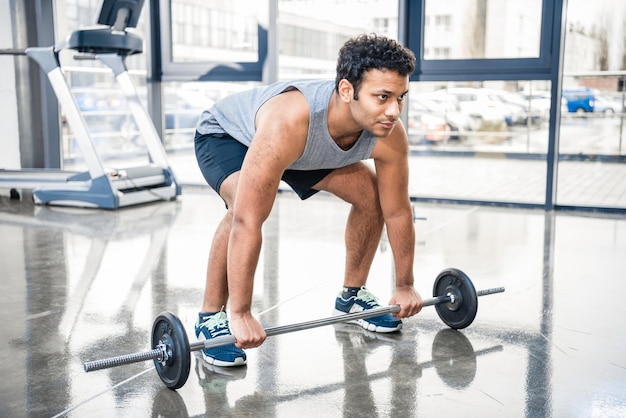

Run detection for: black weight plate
[[152, 311, 191, 390], [431, 329, 477, 389], [433, 268, 478, 329]]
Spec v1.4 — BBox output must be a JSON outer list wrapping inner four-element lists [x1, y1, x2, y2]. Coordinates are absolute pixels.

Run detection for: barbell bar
[[83, 268, 504, 389]]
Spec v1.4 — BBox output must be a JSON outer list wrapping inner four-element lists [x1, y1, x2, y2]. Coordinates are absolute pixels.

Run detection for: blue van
[[562, 88, 595, 113]]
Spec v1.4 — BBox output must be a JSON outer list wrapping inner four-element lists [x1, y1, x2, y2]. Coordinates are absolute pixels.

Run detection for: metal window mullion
[[545, 0, 567, 211]]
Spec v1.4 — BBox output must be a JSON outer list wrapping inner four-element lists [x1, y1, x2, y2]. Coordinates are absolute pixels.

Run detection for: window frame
[[406, 0, 556, 81], [152, 0, 268, 82]]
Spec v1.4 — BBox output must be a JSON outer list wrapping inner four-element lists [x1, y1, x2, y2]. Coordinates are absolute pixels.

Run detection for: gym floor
[[1, 187, 625, 417]]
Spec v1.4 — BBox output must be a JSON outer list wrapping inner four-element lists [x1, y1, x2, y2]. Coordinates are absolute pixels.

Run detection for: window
[[408, 0, 553, 81], [158, 0, 268, 81]]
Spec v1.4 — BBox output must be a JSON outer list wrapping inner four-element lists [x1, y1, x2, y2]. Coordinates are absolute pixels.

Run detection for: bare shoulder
[[255, 88, 310, 133], [250, 88, 310, 165]]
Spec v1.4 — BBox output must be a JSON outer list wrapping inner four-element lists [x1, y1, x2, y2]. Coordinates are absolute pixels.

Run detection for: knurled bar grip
[[83, 286, 505, 373], [475, 287, 506, 297], [84, 348, 163, 372]]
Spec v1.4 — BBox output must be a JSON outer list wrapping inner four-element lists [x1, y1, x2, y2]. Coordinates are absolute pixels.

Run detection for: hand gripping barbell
[[83, 268, 504, 390]]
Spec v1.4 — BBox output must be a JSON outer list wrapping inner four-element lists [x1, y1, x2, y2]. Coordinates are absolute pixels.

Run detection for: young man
[[194, 33, 423, 367]]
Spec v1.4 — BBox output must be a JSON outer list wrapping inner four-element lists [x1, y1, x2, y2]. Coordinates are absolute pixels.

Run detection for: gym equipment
[[433, 267, 479, 329], [83, 268, 504, 390], [0, 0, 180, 209]]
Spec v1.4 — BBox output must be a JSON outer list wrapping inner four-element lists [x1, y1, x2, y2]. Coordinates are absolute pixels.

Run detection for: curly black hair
[[335, 33, 416, 99]]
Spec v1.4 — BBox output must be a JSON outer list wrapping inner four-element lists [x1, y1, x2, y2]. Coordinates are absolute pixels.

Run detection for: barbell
[[83, 268, 504, 390]]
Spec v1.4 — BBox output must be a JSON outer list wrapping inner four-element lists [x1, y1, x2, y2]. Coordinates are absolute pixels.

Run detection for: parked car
[[593, 95, 623, 114], [431, 87, 509, 131], [562, 88, 595, 113], [482, 89, 544, 126], [407, 98, 451, 143], [408, 93, 474, 143], [415, 93, 474, 134], [519, 91, 568, 120]]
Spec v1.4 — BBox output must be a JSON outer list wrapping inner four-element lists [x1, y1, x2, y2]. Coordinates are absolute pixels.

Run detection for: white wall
[[0, 0, 21, 169]]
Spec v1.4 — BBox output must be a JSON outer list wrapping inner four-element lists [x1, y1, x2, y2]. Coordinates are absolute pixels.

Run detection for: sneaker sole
[[333, 309, 402, 333], [202, 351, 247, 367]]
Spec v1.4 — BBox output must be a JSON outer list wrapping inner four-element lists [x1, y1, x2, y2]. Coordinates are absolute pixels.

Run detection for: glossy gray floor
[[1, 188, 625, 418]]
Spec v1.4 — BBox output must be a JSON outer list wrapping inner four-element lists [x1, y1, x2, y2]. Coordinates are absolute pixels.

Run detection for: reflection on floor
[[1, 188, 625, 417]]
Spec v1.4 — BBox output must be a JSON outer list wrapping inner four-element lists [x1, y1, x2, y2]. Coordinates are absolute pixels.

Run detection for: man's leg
[[314, 162, 384, 286], [195, 172, 248, 367], [194, 132, 249, 366], [201, 173, 238, 313], [314, 162, 402, 333]]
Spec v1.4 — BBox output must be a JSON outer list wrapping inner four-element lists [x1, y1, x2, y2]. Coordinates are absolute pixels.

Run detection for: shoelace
[[357, 288, 380, 307], [200, 314, 231, 338]]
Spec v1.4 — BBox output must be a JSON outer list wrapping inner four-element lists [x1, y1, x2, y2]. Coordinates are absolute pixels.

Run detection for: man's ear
[[338, 79, 354, 103]]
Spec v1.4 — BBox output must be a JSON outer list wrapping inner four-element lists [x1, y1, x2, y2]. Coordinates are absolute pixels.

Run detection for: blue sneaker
[[195, 311, 247, 367], [334, 287, 402, 333]]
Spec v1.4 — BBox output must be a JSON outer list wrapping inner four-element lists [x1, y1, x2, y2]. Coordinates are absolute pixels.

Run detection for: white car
[[482, 88, 541, 126], [407, 93, 474, 144], [520, 91, 568, 120], [594, 95, 624, 114], [432, 88, 508, 131]]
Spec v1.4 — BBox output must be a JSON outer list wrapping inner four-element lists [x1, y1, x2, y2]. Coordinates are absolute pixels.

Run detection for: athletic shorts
[[194, 131, 333, 200]]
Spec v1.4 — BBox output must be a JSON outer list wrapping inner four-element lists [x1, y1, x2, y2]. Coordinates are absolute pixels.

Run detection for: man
[[193, 33, 423, 367]]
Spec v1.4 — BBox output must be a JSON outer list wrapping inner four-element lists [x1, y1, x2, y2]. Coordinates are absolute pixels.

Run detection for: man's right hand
[[229, 312, 266, 349]]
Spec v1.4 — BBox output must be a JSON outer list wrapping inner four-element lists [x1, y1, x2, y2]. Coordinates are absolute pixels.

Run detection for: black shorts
[[194, 131, 333, 200]]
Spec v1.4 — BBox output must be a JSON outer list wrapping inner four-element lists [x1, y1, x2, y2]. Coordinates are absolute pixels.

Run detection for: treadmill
[[0, 0, 181, 209]]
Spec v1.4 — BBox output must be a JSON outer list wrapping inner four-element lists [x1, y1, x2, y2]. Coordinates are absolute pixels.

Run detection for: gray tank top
[[195, 79, 378, 170]]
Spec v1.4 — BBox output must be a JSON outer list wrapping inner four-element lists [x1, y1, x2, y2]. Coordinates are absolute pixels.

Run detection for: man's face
[[348, 69, 409, 138]]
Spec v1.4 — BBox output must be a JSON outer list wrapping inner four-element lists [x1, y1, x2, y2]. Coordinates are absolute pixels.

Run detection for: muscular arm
[[372, 121, 423, 317], [227, 90, 309, 347]]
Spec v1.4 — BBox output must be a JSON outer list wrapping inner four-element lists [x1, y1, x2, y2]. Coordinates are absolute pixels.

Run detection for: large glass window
[[158, 0, 269, 81], [41, 0, 625, 211], [556, 0, 626, 210], [277, 0, 398, 80], [408, 80, 553, 154], [170, 0, 260, 63], [407, 0, 626, 211], [406, 0, 553, 206], [423, 0, 542, 60], [407, 79, 550, 205]]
